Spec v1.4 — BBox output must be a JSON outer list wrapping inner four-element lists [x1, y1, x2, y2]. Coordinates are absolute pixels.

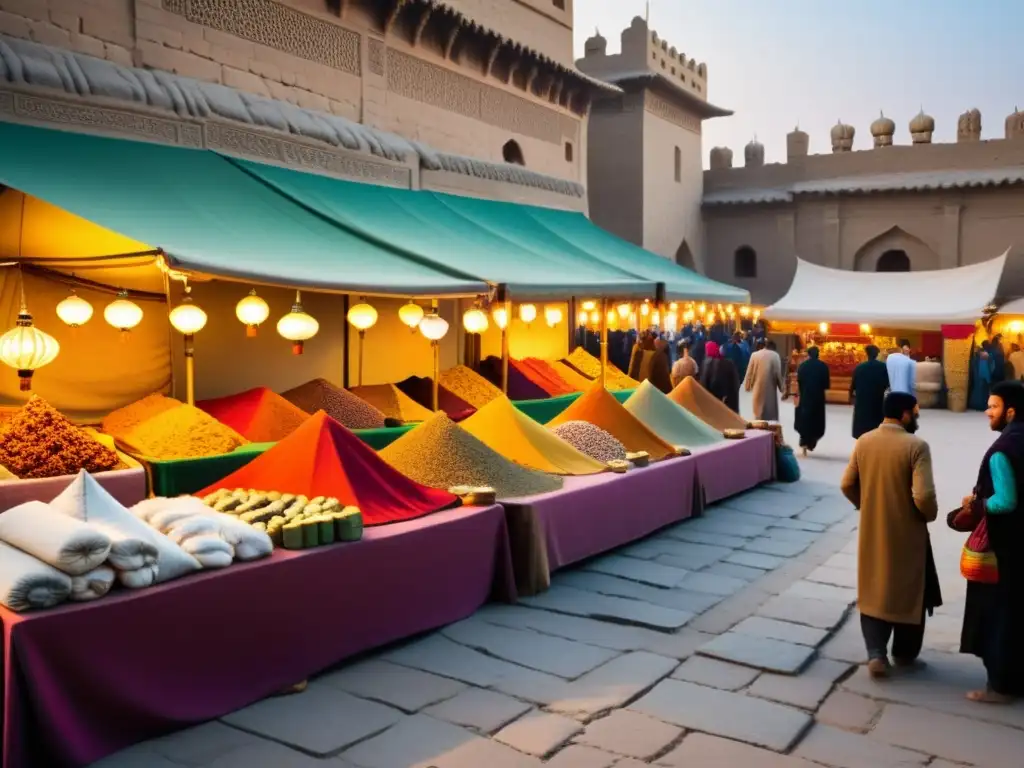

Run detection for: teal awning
[[472, 200, 751, 304], [232, 158, 656, 299], [0, 122, 485, 297]]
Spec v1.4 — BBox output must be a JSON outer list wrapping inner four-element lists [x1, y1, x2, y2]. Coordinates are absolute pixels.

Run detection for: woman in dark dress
[[850, 345, 890, 438], [700, 341, 741, 413], [795, 346, 830, 455]]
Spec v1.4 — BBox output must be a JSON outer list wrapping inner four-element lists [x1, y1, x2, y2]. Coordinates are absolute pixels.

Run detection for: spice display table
[[0, 503, 514, 768], [690, 431, 775, 505], [502, 455, 702, 596], [0, 466, 146, 513], [144, 390, 637, 496]]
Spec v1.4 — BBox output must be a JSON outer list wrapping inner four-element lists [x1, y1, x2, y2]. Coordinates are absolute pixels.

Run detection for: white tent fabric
[[997, 296, 1024, 315], [764, 251, 1008, 329]]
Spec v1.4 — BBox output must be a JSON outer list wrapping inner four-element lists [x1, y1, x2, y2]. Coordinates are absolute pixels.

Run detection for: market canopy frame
[[763, 251, 1009, 330]]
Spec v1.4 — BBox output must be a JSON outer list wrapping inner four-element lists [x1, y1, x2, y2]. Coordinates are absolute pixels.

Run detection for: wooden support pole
[[599, 298, 608, 388]]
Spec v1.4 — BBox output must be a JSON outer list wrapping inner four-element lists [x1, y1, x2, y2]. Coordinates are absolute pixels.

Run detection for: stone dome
[[830, 120, 854, 152], [1006, 107, 1024, 140], [909, 110, 935, 133], [871, 112, 895, 148], [787, 126, 809, 159], [709, 146, 733, 170], [583, 30, 607, 57], [744, 138, 764, 168]]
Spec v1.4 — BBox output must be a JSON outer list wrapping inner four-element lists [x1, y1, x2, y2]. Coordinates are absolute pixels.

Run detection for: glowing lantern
[[56, 291, 93, 328], [581, 300, 597, 311], [169, 290, 208, 335], [653, 310, 661, 325], [607, 310, 618, 328], [544, 305, 563, 327], [740, 305, 751, 317], [589, 310, 600, 325], [819, 322, 829, 334], [577, 309, 588, 325], [640, 303, 651, 318], [277, 291, 319, 355], [347, 301, 378, 332], [399, 301, 424, 331], [707, 312, 716, 325], [0, 303, 60, 391], [1010, 320, 1023, 334], [463, 307, 489, 334], [616, 303, 631, 319], [860, 323, 872, 334], [235, 289, 270, 337], [698, 304, 706, 315], [669, 302, 678, 311], [419, 311, 450, 342], [519, 303, 537, 325], [104, 290, 143, 333], [491, 306, 508, 330]]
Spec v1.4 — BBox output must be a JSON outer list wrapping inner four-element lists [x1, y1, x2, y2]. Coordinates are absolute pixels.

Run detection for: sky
[[573, 0, 1024, 167]]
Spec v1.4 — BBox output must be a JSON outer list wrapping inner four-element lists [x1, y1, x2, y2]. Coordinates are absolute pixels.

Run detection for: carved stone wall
[[644, 92, 701, 134], [163, 0, 361, 76]]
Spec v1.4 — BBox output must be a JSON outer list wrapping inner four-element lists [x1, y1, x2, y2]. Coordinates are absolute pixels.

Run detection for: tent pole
[[357, 329, 366, 387], [500, 289, 511, 394], [432, 341, 440, 412], [342, 295, 351, 389], [568, 297, 577, 352], [600, 298, 608, 388], [184, 335, 196, 406]]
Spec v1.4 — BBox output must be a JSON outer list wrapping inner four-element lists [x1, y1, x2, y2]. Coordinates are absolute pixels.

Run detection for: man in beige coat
[[841, 391, 940, 678], [743, 339, 784, 421]]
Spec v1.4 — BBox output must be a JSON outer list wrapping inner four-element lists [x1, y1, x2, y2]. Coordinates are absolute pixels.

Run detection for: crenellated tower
[[577, 16, 731, 272]]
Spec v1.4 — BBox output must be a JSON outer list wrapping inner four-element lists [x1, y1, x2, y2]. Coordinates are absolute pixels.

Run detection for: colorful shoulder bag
[[960, 501, 999, 584]]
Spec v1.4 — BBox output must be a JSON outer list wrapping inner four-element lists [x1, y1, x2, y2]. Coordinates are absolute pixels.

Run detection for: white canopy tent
[[764, 251, 1009, 330]]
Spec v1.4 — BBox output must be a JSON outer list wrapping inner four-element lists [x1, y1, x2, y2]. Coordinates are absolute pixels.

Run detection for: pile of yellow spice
[[564, 348, 640, 391], [103, 393, 248, 460]]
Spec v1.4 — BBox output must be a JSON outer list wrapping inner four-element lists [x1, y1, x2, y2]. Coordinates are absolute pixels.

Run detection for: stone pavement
[[95, 396, 1024, 768]]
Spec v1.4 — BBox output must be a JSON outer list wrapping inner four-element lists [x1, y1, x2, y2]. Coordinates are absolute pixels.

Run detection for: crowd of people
[[969, 333, 1024, 410]]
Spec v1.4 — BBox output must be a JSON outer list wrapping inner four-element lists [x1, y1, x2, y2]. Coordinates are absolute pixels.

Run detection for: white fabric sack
[[96, 522, 158, 570], [0, 500, 111, 575], [182, 534, 234, 569], [130, 497, 171, 523], [70, 565, 116, 602], [118, 563, 157, 589], [214, 513, 273, 561], [164, 515, 220, 545], [0, 540, 72, 611], [50, 471, 200, 584]]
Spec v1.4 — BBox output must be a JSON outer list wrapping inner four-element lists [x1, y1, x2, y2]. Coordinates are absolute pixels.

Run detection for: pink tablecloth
[[0, 468, 146, 512], [0, 504, 513, 768], [691, 431, 775, 504], [501, 455, 701, 596]]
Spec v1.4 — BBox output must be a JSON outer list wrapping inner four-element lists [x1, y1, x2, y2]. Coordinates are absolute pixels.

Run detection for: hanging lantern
[[683, 309, 695, 323], [277, 291, 319, 355], [616, 302, 631, 319], [169, 288, 208, 335], [669, 302, 678, 312], [607, 310, 618, 328], [56, 290, 93, 328], [653, 310, 661, 326], [588, 310, 599, 325], [235, 289, 270, 337], [519, 303, 537, 325], [698, 304, 707, 315], [819, 322, 829, 335], [740, 306, 751, 317], [581, 300, 597, 312], [104, 290, 143, 333], [577, 309, 588, 326], [544, 305, 563, 328], [462, 307, 489, 334], [491, 306, 508, 330], [0, 304, 60, 391], [347, 301, 378, 332], [399, 301, 425, 332], [640, 302, 651, 318], [419, 311, 449, 342]]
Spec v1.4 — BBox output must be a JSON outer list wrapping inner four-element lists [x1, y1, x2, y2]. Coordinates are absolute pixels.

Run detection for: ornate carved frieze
[[204, 122, 411, 187], [1, 89, 204, 147], [644, 93, 701, 134], [386, 48, 566, 145], [163, 0, 361, 76], [367, 38, 385, 77]]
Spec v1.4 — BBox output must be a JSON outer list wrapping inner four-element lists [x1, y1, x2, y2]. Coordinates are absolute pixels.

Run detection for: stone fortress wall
[[701, 107, 1024, 304], [0, 0, 597, 199]]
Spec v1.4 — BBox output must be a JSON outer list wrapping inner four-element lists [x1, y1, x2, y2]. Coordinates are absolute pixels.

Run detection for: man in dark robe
[[991, 334, 1007, 385], [950, 380, 1024, 703], [700, 341, 741, 413], [795, 346, 830, 456], [850, 345, 890, 438]]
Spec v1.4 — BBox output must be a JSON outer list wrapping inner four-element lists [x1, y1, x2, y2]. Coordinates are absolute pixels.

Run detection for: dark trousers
[[861, 612, 925, 661]]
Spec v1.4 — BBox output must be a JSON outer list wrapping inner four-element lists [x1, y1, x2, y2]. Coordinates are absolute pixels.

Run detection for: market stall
[[764, 253, 1009, 411]]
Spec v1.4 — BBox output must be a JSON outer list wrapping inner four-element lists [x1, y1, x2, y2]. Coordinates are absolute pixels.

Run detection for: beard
[[905, 417, 920, 434]]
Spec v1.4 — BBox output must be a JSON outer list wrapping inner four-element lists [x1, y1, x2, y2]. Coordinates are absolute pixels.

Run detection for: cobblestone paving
[[93, 396, 1024, 767]]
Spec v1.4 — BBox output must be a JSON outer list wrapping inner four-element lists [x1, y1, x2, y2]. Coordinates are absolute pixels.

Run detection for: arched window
[[876, 249, 910, 272], [502, 139, 525, 166], [674, 146, 682, 183], [734, 246, 757, 278]]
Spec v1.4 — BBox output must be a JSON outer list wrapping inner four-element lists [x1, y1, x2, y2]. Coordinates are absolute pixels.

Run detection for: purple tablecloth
[[0, 504, 514, 768], [501, 455, 701, 596], [691, 431, 775, 504]]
